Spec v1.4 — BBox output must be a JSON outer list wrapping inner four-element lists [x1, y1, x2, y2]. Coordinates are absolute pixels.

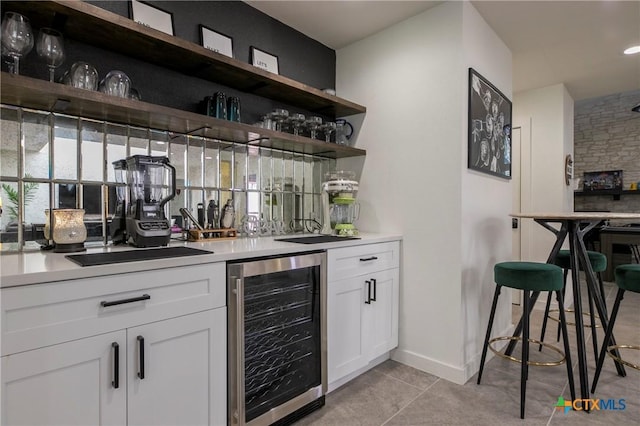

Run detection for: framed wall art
[[467, 67, 512, 179], [129, 0, 174, 36], [200, 25, 233, 58], [250, 46, 279, 74]]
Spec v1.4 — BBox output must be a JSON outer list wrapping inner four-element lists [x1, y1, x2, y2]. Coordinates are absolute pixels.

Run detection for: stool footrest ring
[[489, 336, 566, 367], [546, 308, 601, 328], [606, 345, 640, 370]]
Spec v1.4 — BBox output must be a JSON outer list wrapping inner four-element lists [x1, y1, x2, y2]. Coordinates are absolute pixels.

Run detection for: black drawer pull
[[137, 336, 145, 379], [101, 294, 150, 307], [112, 342, 119, 389], [359, 256, 378, 262]]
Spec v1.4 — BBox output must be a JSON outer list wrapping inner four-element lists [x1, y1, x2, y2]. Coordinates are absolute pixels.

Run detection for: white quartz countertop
[[0, 233, 402, 288]]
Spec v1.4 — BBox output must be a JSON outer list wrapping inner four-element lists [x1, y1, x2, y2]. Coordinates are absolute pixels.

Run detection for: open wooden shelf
[[2, 0, 366, 118], [1, 73, 366, 159], [574, 190, 640, 201]]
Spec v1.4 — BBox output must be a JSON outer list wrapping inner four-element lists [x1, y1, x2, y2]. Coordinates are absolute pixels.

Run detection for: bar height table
[[507, 212, 640, 406]]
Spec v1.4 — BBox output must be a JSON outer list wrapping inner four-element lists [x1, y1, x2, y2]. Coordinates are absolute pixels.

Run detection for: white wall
[[337, 1, 512, 384], [513, 84, 575, 263], [459, 0, 513, 381]]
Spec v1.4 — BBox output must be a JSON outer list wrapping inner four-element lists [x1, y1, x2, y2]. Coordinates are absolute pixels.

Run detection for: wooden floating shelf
[[0, 73, 366, 159], [574, 190, 640, 201], [2, 0, 366, 118]]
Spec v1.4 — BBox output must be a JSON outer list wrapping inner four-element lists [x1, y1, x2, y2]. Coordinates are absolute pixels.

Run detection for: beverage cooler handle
[[235, 277, 246, 425], [365, 280, 371, 304]]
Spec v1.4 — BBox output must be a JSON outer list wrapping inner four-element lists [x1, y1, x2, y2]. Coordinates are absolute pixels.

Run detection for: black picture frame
[[250, 46, 279, 74], [467, 68, 512, 179], [129, 0, 175, 36], [199, 25, 233, 58]]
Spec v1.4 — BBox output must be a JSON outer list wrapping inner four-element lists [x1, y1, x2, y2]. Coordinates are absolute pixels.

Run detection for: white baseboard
[[391, 323, 515, 385]]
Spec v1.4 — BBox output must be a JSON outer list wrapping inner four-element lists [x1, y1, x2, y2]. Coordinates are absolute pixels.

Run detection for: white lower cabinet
[[327, 242, 400, 386], [1, 263, 227, 426], [2, 331, 127, 426], [128, 309, 226, 426]]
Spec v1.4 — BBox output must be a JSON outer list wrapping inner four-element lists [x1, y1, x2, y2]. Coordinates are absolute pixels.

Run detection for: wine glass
[[1, 12, 34, 75], [320, 121, 336, 142], [36, 27, 65, 82]]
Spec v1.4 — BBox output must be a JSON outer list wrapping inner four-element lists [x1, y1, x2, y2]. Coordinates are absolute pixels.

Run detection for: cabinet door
[[1, 331, 126, 426], [327, 275, 368, 384], [127, 309, 227, 426], [364, 268, 399, 360]]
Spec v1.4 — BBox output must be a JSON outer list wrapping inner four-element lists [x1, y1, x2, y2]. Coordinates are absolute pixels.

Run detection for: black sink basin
[[275, 236, 361, 244], [66, 246, 212, 267]]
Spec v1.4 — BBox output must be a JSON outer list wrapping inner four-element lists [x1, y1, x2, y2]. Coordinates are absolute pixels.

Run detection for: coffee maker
[[320, 170, 360, 236], [112, 155, 176, 247]]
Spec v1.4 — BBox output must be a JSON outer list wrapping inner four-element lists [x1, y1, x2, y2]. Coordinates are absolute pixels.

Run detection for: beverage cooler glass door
[[228, 252, 327, 426]]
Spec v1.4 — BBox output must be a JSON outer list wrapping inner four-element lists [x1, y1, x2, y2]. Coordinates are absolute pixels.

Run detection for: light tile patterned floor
[[297, 280, 639, 425]]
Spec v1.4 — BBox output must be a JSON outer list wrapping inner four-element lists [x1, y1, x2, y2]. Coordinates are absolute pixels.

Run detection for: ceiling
[[245, 1, 640, 102]]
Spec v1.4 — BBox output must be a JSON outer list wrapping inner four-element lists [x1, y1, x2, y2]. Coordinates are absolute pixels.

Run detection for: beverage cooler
[[227, 252, 327, 426]]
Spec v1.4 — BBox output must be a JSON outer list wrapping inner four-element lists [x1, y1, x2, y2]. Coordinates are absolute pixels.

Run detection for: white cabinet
[[1, 263, 227, 426], [327, 241, 400, 387], [2, 331, 126, 426]]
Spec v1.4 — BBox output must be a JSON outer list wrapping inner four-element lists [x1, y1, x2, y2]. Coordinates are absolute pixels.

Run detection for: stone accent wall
[[574, 89, 640, 217]]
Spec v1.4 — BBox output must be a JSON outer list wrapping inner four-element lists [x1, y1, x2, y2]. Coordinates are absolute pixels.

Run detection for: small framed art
[[250, 46, 279, 74]]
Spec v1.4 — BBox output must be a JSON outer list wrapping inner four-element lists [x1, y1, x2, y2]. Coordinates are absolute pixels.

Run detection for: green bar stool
[[591, 264, 640, 393], [539, 249, 607, 363], [477, 261, 576, 419]]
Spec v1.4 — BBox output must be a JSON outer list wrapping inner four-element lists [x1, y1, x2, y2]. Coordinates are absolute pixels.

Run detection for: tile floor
[[297, 279, 639, 425]]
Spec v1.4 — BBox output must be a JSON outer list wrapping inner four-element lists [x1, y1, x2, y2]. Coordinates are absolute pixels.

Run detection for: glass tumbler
[[69, 61, 99, 91]]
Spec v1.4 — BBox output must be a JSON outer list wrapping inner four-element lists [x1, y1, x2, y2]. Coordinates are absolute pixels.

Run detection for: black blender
[[110, 159, 128, 244], [124, 155, 176, 247]]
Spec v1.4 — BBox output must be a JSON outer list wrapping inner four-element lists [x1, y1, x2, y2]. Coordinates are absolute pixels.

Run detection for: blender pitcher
[[125, 155, 176, 247]]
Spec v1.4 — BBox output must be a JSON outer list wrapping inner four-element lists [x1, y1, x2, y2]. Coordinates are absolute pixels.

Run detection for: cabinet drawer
[[1, 263, 226, 356], [328, 241, 400, 280]]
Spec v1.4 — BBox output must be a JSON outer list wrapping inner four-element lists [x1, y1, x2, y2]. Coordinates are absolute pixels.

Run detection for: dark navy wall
[[4, 1, 336, 125]]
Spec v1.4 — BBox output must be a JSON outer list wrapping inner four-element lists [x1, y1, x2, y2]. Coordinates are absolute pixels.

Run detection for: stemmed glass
[[1, 12, 34, 75], [36, 27, 65, 82], [286, 113, 305, 136], [304, 116, 323, 139], [320, 121, 336, 142]]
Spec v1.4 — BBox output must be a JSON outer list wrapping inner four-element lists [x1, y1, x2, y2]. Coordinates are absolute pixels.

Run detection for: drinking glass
[[286, 113, 305, 135], [101, 70, 130, 98], [304, 116, 322, 139], [69, 61, 99, 90], [1, 12, 34, 75], [320, 121, 336, 142], [36, 27, 65, 82]]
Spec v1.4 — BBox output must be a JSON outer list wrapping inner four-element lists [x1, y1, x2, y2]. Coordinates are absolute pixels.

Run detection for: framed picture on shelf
[[129, 0, 174, 36], [200, 25, 233, 58], [467, 67, 512, 179], [250, 46, 279, 74], [583, 170, 623, 191]]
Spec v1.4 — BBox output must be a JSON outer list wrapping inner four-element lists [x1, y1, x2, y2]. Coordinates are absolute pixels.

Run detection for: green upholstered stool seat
[[592, 264, 640, 393], [554, 249, 607, 272], [614, 264, 640, 293], [494, 261, 563, 292]]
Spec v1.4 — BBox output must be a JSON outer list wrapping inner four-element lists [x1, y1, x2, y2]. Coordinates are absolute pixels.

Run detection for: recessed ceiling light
[[623, 45, 640, 55]]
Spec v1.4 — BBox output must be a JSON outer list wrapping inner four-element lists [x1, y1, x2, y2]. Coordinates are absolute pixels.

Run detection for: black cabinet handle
[[101, 294, 150, 308], [359, 256, 378, 262], [137, 336, 145, 379], [112, 342, 119, 389], [365, 280, 371, 304], [371, 278, 377, 302]]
